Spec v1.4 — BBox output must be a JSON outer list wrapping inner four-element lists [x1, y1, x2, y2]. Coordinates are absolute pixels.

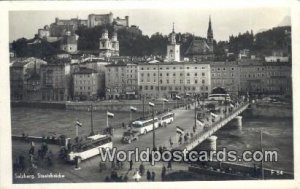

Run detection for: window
[[202, 73, 205, 76], [150, 86, 153, 90], [187, 73, 190, 76], [187, 67, 190, 69], [195, 79, 198, 84], [173, 73, 176, 76], [166, 73, 169, 76], [160, 73, 162, 76], [187, 79, 190, 84], [153, 73, 156, 76], [195, 73, 197, 76], [202, 79, 205, 84]]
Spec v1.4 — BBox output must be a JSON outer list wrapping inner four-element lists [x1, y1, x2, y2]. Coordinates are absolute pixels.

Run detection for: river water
[[10, 104, 293, 173]]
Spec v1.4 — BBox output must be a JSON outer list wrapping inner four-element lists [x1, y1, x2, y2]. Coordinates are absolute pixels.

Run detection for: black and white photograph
[[0, 0, 299, 188]]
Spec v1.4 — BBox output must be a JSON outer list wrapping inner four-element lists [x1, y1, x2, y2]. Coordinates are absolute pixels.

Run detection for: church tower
[[167, 23, 180, 62], [207, 16, 214, 53]]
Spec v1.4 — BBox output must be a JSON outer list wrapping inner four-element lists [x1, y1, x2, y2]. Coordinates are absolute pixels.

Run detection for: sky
[[9, 8, 290, 42]]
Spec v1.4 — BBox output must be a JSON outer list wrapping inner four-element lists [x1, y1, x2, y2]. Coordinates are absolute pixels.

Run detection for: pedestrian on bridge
[[129, 159, 133, 170], [178, 135, 182, 144], [169, 137, 173, 148], [161, 164, 166, 181], [139, 162, 145, 176], [151, 171, 156, 181], [146, 170, 151, 181], [167, 160, 172, 170]]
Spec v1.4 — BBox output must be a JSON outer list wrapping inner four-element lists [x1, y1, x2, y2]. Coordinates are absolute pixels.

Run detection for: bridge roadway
[[176, 102, 250, 151], [113, 102, 249, 152]]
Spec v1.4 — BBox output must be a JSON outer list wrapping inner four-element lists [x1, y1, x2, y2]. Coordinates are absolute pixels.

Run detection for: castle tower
[[207, 16, 214, 52], [101, 28, 109, 39], [167, 23, 180, 62], [111, 31, 119, 56]]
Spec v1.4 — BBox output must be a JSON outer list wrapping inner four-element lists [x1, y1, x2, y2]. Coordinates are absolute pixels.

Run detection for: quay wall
[[245, 102, 292, 118], [65, 100, 186, 112], [11, 101, 66, 109], [11, 100, 187, 112]]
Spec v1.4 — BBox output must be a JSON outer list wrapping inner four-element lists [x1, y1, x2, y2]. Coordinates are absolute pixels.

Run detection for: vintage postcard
[[0, 0, 299, 189]]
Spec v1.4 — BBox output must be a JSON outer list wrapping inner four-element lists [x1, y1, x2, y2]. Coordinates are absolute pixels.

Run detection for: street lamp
[[149, 102, 156, 150], [88, 103, 96, 136], [162, 98, 168, 112]]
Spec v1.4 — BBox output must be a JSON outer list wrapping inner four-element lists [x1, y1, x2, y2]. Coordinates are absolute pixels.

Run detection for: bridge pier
[[202, 135, 218, 151], [232, 116, 243, 130]]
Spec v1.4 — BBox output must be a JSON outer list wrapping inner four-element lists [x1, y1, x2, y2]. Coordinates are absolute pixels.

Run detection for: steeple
[[207, 15, 213, 40], [170, 22, 176, 45], [207, 15, 214, 53]]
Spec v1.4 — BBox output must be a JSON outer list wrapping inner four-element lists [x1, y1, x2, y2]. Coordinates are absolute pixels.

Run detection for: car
[[122, 130, 139, 144]]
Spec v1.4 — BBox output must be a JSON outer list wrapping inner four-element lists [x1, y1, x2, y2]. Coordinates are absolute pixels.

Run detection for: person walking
[[169, 137, 173, 148], [146, 170, 151, 181], [151, 171, 156, 181], [167, 160, 172, 170], [139, 162, 145, 176], [129, 159, 133, 171], [161, 164, 166, 181]]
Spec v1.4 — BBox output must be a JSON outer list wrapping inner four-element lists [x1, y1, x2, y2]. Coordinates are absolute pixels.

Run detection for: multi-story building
[[210, 61, 240, 97], [40, 58, 71, 101], [10, 57, 47, 100], [137, 62, 211, 99], [73, 67, 99, 100], [238, 59, 291, 96], [99, 29, 119, 58], [105, 63, 138, 99]]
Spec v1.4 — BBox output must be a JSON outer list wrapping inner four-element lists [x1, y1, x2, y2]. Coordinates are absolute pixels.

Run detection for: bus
[[67, 134, 112, 162], [131, 117, 159, 135], [208, 94, 231, 101], [159, 112, 175, 126]]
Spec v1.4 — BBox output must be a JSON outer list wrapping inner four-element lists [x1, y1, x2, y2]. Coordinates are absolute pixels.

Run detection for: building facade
[[40, 59, 71, 101], [10, 57, 47, 100], [210, 61, 240, 97], [138, 62, 211, 99], [73, 67, 99, 100], [105, 63, 138, 99], [238, 60, 292, 96]]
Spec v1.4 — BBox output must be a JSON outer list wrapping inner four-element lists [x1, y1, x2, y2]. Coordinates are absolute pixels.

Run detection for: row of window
[[139, 66, 207, 70], [140, 72, 206, 77], [139, 85, 209, 91], [140, 79, 206, 84], [75, 80, 96, 84]]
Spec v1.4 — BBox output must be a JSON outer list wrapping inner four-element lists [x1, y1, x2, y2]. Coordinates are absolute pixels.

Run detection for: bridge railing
[[176, 102, 249, 150]]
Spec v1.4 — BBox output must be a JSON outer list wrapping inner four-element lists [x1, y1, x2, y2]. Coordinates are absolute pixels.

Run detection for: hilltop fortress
[[37, 12, 134, 39]]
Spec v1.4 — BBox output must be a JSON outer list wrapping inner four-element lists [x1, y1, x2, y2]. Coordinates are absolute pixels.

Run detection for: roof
[[74, 67, 97, 74], [211, 87, 228, 94], [185, 38, 212, 56]]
